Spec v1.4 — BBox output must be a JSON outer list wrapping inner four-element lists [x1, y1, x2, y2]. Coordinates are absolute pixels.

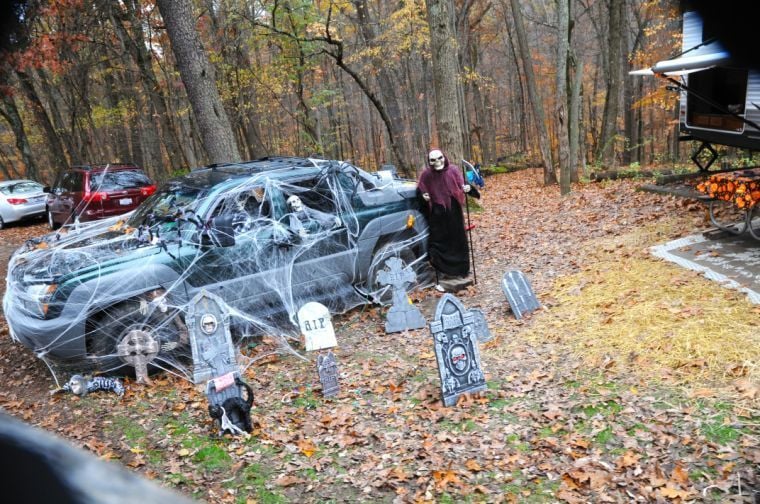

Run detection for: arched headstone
[[297, 302, 337, 351], [430, 294, 487, 406]]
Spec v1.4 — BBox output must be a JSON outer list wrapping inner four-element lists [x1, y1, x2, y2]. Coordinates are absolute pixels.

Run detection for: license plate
[[119, 198, 133, 206]]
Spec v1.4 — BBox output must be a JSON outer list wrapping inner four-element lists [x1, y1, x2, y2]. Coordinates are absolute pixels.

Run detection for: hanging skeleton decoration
[[53, 375, 125, 397]]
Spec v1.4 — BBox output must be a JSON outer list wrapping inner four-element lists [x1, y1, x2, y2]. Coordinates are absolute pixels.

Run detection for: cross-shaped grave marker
[[377, 256, 426, 333]]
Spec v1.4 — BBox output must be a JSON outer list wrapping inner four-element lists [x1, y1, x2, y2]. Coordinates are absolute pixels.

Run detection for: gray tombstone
[[377, 257, 426, 333], [186, 290, 238, 384], [317, 351, 340, 398], [430, 294, 487, 406], [469, 308, 493, 343], [187, 290, 253, 435], [501, 270, 540, 319]]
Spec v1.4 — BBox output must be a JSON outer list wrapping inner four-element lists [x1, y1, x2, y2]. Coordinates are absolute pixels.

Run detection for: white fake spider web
[[4, 159, 432, 386]]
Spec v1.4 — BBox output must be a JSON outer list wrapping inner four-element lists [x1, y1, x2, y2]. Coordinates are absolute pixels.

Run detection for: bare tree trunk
[[569, 59, 584, 182], [596, 0, 624, 167], [557, 0, 571, 195], [507, 0, 555, 183], [426, 0, 465, 165], [0, 93, 37, 180], [14, 69, 69, 169], [353, 0, 415, 172], [34, 69, 82, 165], [156, 0, 241, 164]]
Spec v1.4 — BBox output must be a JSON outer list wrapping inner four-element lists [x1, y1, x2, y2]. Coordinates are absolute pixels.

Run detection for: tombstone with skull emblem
[[430, 294, 487, 406], [187, 290, 253, 435]]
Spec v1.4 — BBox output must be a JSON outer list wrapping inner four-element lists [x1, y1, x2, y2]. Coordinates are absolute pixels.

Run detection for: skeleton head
[[201, 314, 218, 335], [68, 375, 87, 396], [428, 149, 445, 171], [287, 195, 303, 212]]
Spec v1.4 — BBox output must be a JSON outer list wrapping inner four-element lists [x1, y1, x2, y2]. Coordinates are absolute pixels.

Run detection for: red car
[[45, 164, 157, 229]]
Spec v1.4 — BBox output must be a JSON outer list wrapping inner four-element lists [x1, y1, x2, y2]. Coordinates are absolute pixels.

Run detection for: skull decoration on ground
[[4, 158, 433, 385]]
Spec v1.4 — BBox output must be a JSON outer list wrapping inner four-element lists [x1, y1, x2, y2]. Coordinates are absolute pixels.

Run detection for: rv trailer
[[632, 11, 760, 170]]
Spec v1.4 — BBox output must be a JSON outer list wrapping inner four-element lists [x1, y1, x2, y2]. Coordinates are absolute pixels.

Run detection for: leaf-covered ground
[[0, 170, 758, 503]]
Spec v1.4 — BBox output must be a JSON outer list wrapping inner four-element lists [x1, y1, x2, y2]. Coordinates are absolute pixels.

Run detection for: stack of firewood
[[696, 168, 760, 209]]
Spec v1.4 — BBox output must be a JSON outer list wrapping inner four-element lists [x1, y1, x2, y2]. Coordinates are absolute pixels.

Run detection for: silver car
[[0, 180, 47, 229]]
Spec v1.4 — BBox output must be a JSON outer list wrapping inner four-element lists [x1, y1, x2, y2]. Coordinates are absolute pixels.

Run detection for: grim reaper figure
[[417, 149, 478, 291]]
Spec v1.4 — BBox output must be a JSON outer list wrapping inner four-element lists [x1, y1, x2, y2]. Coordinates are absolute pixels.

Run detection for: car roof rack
[[69, 163, 139, 171], [208, 156, 319, 173]]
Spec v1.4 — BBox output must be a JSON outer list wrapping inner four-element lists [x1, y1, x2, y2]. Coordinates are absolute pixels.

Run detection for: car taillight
[[6, 198, 28, 205], [84, 192, 108, 202], [141, 185, 157, 197]]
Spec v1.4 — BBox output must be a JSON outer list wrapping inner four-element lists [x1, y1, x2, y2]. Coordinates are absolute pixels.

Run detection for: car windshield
[[0, 182, 43, 195], [89, 169, 152, 191], [127, 183, 206, 228]]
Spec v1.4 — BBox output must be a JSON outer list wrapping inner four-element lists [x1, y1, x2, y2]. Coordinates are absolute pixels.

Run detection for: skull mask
[[287, 195, 304, 212], [428, 150, 445, 171]]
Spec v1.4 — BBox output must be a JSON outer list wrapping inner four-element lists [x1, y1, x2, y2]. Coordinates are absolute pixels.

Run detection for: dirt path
[[0, 171, 757, 503]]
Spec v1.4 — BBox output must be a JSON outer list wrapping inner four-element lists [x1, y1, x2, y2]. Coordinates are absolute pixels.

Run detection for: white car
[[0, 180, 47, 229]]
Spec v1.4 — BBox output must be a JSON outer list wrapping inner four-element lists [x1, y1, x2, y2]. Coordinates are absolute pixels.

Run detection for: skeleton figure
[[286, 195, 341, 238], [53, 375, 125, 397], [417, 149, 478, 292]]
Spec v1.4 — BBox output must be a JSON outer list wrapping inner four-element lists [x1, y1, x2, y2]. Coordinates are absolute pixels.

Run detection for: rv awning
[[630, 50, 731, 76]]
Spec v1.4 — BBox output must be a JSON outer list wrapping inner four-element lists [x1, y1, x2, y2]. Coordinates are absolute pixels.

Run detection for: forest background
[[0, 0, 684, 193]]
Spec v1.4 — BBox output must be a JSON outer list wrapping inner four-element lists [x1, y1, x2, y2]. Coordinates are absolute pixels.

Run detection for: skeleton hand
[[161, 341, 178, 352], [334, 216, 342, 228], [422, 192, 431, 202], [298, 228, 308, 238], [462, 184, 471, 193]]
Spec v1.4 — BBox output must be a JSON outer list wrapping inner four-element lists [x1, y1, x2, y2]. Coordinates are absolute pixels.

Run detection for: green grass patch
[[231, 464, 286, 504], [292, 389, 320, 410], [193, 444, 232, 471], [110, 416, 147, 444], [702, 418, 741, 445], [594, 427, 614, 446], [576, 400, 623, 418]]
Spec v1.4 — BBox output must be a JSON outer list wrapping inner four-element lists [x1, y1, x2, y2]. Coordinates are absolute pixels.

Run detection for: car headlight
[[24, 283, 57, 317]]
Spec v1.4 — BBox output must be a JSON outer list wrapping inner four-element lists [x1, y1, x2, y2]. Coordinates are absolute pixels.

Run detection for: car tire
[[86, 298, 188, 376], [0, 215, 5, 230], [47, 209, 59, 230], [366, 242, 419, 304]]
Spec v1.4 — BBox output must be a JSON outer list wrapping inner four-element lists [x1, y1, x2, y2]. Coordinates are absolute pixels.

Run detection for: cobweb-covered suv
[[4, 157, 429, 376]]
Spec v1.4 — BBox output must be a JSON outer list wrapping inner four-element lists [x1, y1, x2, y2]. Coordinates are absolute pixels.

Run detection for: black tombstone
[[430, 294, 487, 406]]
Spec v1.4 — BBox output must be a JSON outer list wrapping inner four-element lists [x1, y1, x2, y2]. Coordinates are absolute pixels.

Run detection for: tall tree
[[156, 0, 241, 164], [426, 0, 465, 165], [0, 90, 36, 180], [507, 0, 555, 184], [596, 0, 624, 167], [557, 0, 571, 194]]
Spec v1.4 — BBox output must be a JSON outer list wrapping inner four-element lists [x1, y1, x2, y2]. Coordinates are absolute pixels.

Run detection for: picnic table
[[696, 168, 760, 240]]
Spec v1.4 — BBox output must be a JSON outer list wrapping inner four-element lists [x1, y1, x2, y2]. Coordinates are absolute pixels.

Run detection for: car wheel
[[47, 209, 59, 230], [366, 243, 419, 304], [0, 215, 5, 230], [86, 298, 188, 377]]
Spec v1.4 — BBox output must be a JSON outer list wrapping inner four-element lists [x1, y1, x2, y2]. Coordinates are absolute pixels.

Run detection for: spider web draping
[[4, 161, 432, 386]]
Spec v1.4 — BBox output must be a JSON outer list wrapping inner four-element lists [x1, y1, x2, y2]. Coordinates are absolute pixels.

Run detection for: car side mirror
[[43, 186, 51, 193], [203, 215, 236, 248]]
